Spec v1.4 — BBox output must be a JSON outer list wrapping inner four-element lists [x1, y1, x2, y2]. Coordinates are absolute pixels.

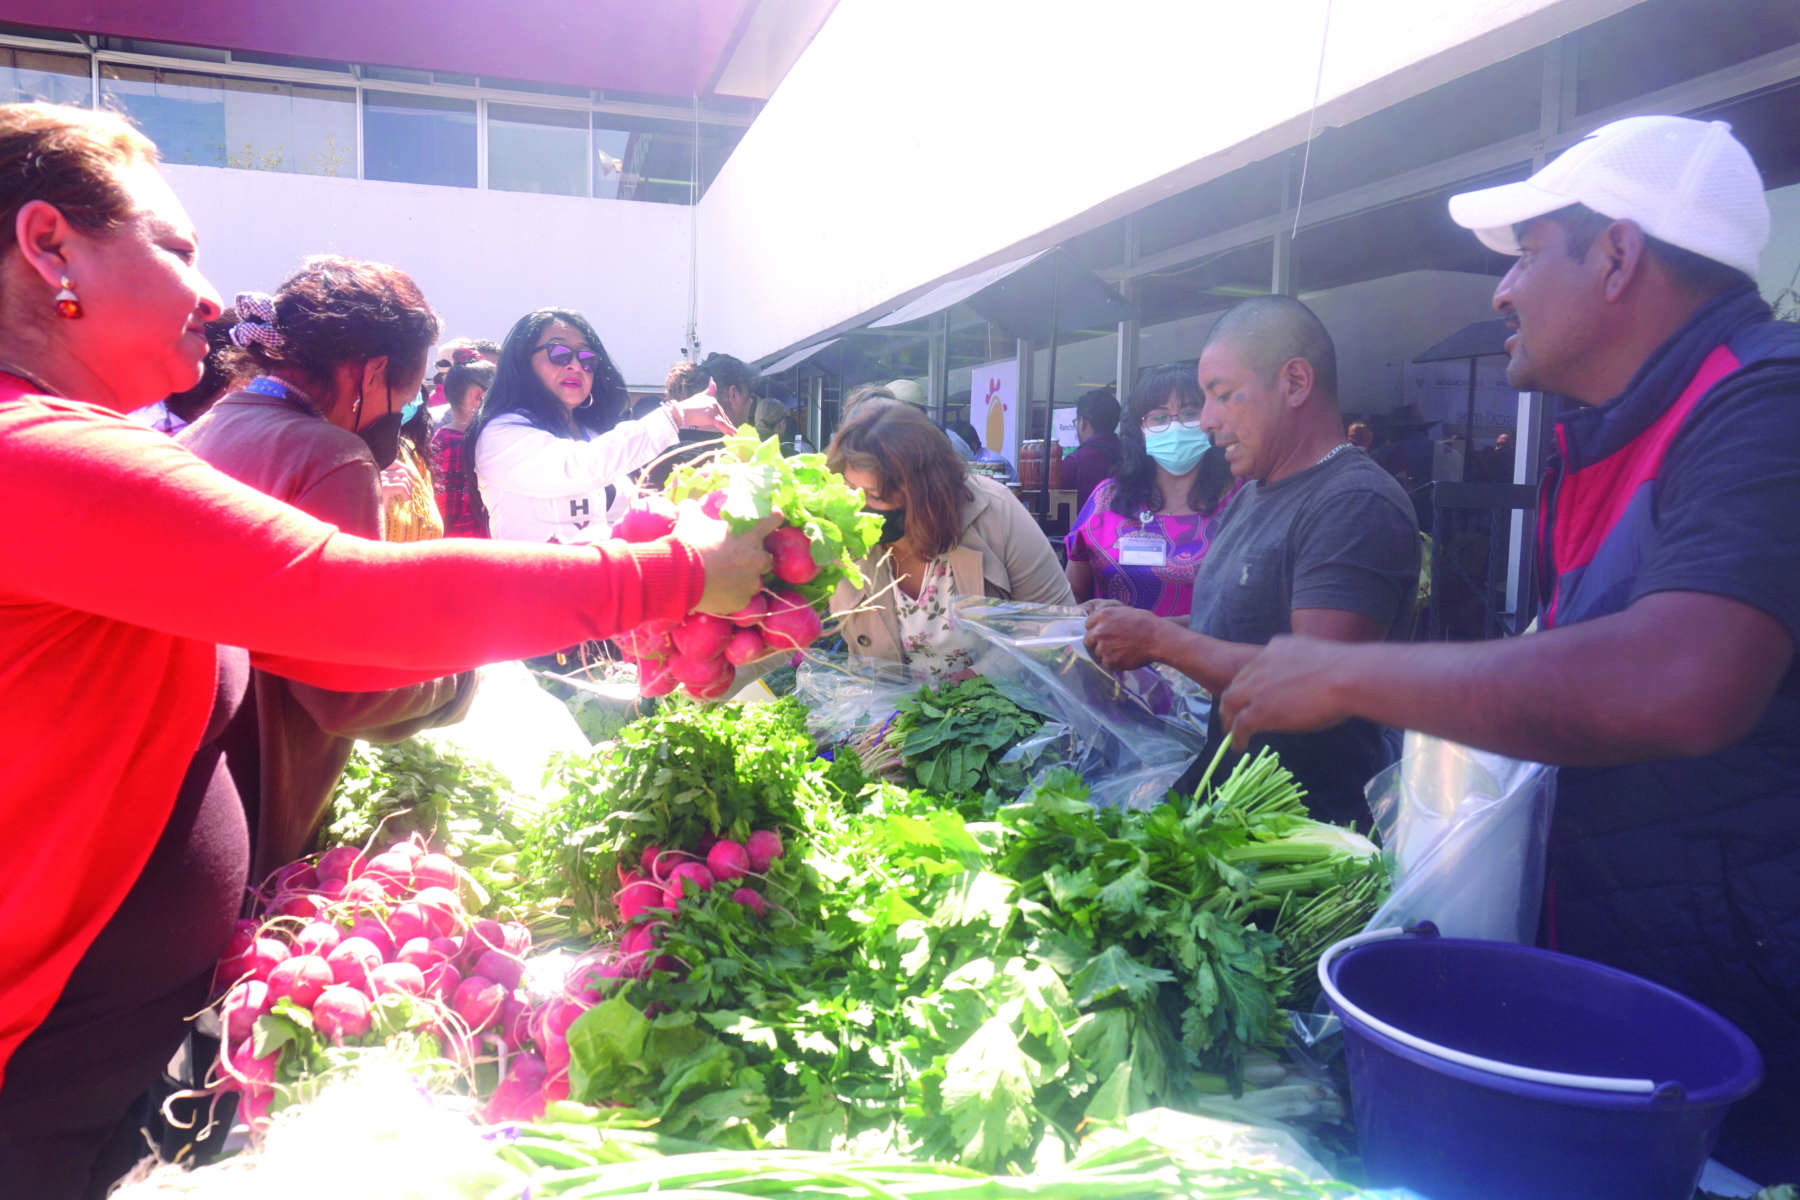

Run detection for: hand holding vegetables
[[678, 505, 780, 617]]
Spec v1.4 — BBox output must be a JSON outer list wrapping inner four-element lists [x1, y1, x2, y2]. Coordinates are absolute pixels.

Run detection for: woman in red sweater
[[0, 102, 772, 1196]]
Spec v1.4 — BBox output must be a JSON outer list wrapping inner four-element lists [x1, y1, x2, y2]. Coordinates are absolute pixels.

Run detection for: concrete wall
[[696, 0, 1637, 363], [163, 164, 694, 389]]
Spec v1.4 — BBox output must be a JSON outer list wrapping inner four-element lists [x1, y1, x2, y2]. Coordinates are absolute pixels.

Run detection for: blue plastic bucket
[[1319, 927, 1762, 1200]]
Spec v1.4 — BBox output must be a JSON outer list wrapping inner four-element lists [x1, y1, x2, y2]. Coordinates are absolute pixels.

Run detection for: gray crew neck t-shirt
[[1183, 447, 1419, 823]]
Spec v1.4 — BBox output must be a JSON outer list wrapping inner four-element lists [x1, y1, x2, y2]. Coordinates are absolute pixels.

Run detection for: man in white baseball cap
[[1209, 114, 1800, 1182]]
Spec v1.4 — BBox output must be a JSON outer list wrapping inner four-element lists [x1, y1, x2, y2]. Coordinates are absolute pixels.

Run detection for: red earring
[[54, 276, 81, 320]]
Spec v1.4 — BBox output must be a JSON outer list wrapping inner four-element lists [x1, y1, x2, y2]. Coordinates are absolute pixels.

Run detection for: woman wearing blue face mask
[[1065, 363, 1237, 619]]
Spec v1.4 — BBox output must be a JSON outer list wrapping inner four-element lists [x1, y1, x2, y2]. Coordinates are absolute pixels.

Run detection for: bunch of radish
[[213, 837, 560, 1130], [604, 830, 786, 973], [612, 495, 826, 701], [609, 432, 883, 701]]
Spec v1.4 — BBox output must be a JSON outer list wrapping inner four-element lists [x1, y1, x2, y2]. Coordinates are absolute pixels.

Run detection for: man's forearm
[[1155, 625, 1260, 695], [1319, 599, 1781, 765]]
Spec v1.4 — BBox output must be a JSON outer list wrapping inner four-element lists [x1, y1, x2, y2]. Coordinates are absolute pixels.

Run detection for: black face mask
[[357, 410, 406, 469], [868, 506, 907, 545]]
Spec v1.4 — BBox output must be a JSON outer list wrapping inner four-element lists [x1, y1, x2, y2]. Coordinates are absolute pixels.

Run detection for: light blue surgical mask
[[1143, 424, 1211, 474]]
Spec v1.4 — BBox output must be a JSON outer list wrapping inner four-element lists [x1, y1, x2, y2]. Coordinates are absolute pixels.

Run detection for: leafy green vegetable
[[883, 677, 1043, 804]]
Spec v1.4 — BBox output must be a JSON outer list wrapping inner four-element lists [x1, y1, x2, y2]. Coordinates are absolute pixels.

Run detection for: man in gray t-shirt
[[1087, 296, 1418, 824]]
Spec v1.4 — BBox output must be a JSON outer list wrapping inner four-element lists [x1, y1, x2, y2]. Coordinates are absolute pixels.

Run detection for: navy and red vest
[[1535, 285, 1800, 1178]]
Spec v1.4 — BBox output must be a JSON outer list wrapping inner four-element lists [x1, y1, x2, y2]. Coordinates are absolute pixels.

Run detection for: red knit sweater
[[0, 381, 702, 1082]]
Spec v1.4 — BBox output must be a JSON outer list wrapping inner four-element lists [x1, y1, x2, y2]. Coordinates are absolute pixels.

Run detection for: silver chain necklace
[[1314, 441, 1356, 469]]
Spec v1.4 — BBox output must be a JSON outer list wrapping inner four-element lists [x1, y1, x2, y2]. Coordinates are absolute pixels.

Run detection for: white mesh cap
[[1448, 115, 1769, 277]]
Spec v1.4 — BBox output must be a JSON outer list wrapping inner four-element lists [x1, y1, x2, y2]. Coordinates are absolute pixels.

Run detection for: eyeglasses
[[1141, 412, 1205, 434], [535, 343, 599, 373]]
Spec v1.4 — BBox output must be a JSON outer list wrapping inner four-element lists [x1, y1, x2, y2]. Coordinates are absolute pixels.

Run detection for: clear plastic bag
[[793, 599, 1211, 809], [1362, 731, 1557, 943], [952, 597, 1211, 809]]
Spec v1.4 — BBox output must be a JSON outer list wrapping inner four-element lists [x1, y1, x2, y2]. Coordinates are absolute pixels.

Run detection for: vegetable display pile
[[525, 697, 1383, 1170], [610, 433, 884, 700], [323, 738, 539, 926], [213, 835, 611, 1131]]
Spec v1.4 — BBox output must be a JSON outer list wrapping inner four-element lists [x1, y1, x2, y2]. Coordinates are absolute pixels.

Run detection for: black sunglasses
[[535, 343, 599, 373]]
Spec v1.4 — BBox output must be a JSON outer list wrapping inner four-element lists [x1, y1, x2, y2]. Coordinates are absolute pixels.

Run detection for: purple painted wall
[[16, 0, 755, 97]]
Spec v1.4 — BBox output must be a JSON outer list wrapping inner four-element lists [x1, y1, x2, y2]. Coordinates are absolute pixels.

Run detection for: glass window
[[594, 116, 696, 204], [0, 49, 88, 107], [488, 102, 586, 197], [363, 90, 475, 187], [99, 66, 354, 175]]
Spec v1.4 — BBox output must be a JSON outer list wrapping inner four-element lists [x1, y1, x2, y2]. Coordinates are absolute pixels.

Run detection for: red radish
[[313, 984, 372, 1043], [759, 591, 823, 651], [664, 861, 714, 904], [452, 975, 506, 1033], [221, 919, 257, 961], [731, 887, 767, 918], [498, 995, 532, 1051], [649, 849, 693, 881], [462, 919, 505, 965], [387, 903, 429, 947], [638, 659, 678, 698], [639, 845, 663, 876], [370, 961, 427, 997], [669, 652, 732, 694], [764, 525, 821, 584], [389, 840, 425, 864], [485, 1053, 548, 1123], [537, 997, 584, 1049], [222, 980, 270, 1043], [348, 920, 396, 961], [411, 888, 462, 938], [619, 921, 663, 962], [544, 1026, 572, 1074], [296, 921, 342, 958], [542, 1069, 571, 1104], [272, 862, 319, 895], [326, 938, 384, 990], [411, 853, 459, 892], [422, 962, 462, 1002], [225, 1037, 278, 1090], [397, 937, 448, 973], [700, 490, 729, 518], [267, 954, 333, 1010], [270, 891, 327, 921], [706, 840, 750, 882], [617, 877, 663, 922], [616, 624, 675, 662], [315, 876, 348, 902], [221, 937, 290, 986], [724, 627, 766, 666], [726, 594, 771, 624], [315, 846, 364, 882], [746, 830, 785, 873], [431, 935, 463, 961], [501, 923, 532, 957], [671, 613, 733, 661], [341, 877, 388, 911], [360, 852, 415, 896], [612, 498, 677, 543], [474, 949, 524, 990]]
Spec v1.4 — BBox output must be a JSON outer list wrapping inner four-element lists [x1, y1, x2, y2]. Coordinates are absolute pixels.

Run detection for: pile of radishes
[[611, 494, 826, 700], [213, 838, 591, 1129]]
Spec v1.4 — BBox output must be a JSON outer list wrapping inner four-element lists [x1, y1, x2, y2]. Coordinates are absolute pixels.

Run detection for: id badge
[[1118, 532, 1168, 567]]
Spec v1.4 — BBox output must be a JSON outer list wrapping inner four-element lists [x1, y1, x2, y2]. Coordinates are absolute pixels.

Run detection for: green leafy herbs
[[880, 678, 1044, 805], [663, 432, 885, 609]]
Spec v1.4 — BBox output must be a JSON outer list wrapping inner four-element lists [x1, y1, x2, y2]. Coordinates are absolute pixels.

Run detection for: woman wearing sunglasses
[[1064, 364, 1236, 619], [470, 309, 733, 544]]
